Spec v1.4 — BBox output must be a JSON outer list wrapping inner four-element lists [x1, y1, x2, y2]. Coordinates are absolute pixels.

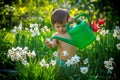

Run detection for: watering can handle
[[66, 13, 92, 31]]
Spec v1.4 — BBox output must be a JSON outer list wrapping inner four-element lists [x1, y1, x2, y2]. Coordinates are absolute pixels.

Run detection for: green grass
[[0, 26, 119, 80]]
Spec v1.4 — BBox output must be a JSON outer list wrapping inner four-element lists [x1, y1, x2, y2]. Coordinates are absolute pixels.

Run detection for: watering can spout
[[50, 36, 76, 47]]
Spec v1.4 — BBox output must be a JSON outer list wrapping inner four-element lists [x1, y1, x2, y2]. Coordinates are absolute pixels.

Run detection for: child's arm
[[69, 17, 82, 23], [68, 17, 74, 22]]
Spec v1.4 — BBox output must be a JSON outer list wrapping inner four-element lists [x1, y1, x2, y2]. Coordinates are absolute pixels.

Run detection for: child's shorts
[[56, 58, 77, 75], [55, 51, 80, 68], [56, 58, 66, 68]]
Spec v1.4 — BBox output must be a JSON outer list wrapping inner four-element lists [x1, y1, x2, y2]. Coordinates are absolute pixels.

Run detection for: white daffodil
[[34, 23, 38, 28], [7, 46, 36, 63], [45, 63, 49, 69], [71, 55, 80, 64], [21, 59, 29, 66], [50, 60, 56, 66], [18, 23, 22, 31], [27, 50, 36, 58], [104, 60, 114, 70], [53, 51, 58, 58], [65, 59, 71, 67], [63, 50, 68, 56], [113, 26, 120, 40], [96, 36, 100, 41], [104, 58, 114, 74], [116, 43, 120, 50], [113, 32, 117, 37], [65, 55, 80, 66], [99, 29, 109, 36], [30, 23, 34, 28], [83, 58, 89, 64], [80, 66, 89, 74], [109, 57, 114, 61], [40, 58, 46, 67]]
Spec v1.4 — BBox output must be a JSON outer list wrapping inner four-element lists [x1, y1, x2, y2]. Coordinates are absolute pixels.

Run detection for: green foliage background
[[0, 0, 119, 30]]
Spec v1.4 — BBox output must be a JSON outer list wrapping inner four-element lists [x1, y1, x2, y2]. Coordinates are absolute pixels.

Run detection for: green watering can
[[50, 13, 96, 49]]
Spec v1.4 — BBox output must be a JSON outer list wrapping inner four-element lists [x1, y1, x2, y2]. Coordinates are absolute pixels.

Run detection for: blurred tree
[[94, 0, 120, 29], [0, 0, 18, 29], [0, 0, 119, 30]]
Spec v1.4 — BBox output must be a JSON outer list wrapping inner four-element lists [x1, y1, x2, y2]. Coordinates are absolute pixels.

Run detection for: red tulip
[[98, 19, 104, 26], [91, 21, 99, 32]]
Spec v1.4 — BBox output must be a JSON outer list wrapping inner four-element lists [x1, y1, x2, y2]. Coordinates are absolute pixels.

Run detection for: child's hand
[[68, 17, 74, 22], [45, 38, 53, 48]]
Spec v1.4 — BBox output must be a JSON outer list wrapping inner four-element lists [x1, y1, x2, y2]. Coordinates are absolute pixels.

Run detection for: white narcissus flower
[[41, 28, 45, 32], [18, 23, 22, 31], [30, 23, 34, 28], [109, 57, 114, 61], [34, 26, 40, 35], [71, 55, 80, 64], [63, 50, 68, 56], [50, 60, 56, 66], [45, 63, 49, 69], [96, 36, 100, 41], [31, 32, 36, 37], [65, 59, 71, 67], [30, 29, 33, 32], [117, 36, 120, 40], [12, 47, 16, 51], [116, 43, 120, 50], [99, 29, 109, 36], [34, 23, 38, 27], [25, 27, 29, 30], [104, 60, 114, 70], [83, 58, 89, 64], [7, 46, 37, 66], [113, 26, 120, 40], [16, 46, 22, 51], [113, 32, 117, 37], [40, 58, 46, 67], [104, 57, 115, 74], [44, 26, 50, 32], [22, 59, 29, 66], [65, 55, 80, 66], [27, 50, 36, 58], [80, 66, 89, 74], [53, 51, 58, 58], [11, 28, 16, 33], [31, 50, 36, 57], [44, 26, 48, 30]]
